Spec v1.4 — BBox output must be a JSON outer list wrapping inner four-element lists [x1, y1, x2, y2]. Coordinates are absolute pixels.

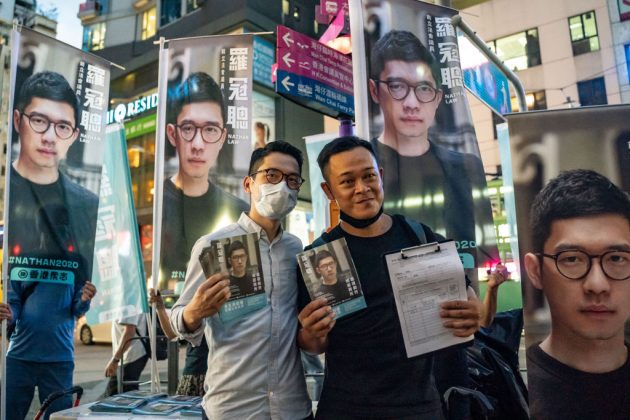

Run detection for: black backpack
[[136, 317, 169, 361]]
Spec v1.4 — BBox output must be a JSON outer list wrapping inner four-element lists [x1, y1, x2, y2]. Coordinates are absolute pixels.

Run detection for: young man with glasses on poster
[[4, 71, 98, 419], [162, 71, 248, 396], [524, 169, 630, 419], [368, 30, 494, 271], [368, 30, 496, 416], [170, 141, 313, 419]]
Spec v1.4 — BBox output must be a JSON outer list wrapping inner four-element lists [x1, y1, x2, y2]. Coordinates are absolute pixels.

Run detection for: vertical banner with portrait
[[87, 125, 148, 325], [362, 0, 499, 272], [508, 105, 630, 418], [157, 35, 253, 292], [507, 106, 630, 346], [4, 27, 110, 304]]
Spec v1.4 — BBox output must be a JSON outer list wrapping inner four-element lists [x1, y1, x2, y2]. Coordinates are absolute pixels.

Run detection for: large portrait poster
[[507, 105, 630, 346], [158, 35, 253, 291], [5, 27, 110, 300], [363, 0, 499, 272]]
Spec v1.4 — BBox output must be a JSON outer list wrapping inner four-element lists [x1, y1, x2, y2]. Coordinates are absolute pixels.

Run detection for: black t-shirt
[[527, 343, 630, 420], [160, 179, 248, 288], [375, 141, 446, 234], [9, 169, 68, 257], [299, 216, 443, 419], [315, 271, 357, 305], [228, 271, 260, 298]]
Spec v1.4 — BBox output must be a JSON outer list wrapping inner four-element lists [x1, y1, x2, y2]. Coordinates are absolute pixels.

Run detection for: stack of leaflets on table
[[297, 237, 366, 319], [89, 391, 167, 413], [131, 401, 182, 416], [180, 402, 203, 416], [132, 395, 203, 415], [199, 232, 267, 322], [163, 395, 202, 403]]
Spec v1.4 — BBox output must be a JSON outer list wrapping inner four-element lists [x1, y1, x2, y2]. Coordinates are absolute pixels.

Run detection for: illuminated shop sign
[[107, 92, 159, 123]]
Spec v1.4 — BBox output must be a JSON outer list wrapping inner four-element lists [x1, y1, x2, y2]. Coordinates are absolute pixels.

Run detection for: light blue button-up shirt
[[170, 213, 311, 419]]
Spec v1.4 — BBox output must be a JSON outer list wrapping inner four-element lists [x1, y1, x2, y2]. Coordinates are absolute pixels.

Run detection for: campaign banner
[[507, 105, 630, 334], [276, 25, 354, 118], [362, 0, 499, 272], [157, 35, 253, 291], [4, 27, 110, 294], [86, 125, 148, 325]]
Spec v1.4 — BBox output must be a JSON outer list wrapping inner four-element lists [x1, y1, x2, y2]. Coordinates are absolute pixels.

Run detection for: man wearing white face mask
[[170, 140, 313, 420]]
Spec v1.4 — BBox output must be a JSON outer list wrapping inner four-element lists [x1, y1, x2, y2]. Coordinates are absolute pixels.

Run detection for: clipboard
[[383, 240, 473, 358]]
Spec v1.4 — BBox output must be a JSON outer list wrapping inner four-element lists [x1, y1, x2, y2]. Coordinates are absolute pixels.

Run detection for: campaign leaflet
[[297, 238, 366, 319], [198, 232, 266, 322]]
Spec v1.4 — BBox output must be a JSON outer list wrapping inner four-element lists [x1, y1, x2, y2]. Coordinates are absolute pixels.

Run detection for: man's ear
[[68, 128, 80, 145], [524, 252, 543, 290], [243, 174, 253, 194], [166, 124, 178, 148], [368, 79, 380, 104], [321, 181, 335, 201], [13, 110, 21, 134]]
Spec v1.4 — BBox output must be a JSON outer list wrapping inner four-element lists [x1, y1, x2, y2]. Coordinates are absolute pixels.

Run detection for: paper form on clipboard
[[384, 240, 473, 358]]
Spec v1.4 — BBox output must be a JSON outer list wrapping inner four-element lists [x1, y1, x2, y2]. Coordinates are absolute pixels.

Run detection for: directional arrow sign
[[281, 75, 294, 91], [283, 31, 294, 47], [276, 25, 354, 117], [282, 52, 295, 68]]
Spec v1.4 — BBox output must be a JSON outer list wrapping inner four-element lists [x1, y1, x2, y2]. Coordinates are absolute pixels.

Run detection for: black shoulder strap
[[311, 230, 332, 248], [403, 216, 433, 244]]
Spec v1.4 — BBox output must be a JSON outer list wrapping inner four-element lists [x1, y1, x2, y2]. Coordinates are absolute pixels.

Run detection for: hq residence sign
[[275, 25, 354, 118], [107, 92, 159, 124]]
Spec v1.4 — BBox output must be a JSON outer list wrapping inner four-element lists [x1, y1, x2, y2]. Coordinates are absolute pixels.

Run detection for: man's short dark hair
[[228, 240, 247, 258], [16, 71, 81, 126], [168, 72, 226, 125], [370, 30, 442, 88], [315, 250, 336, 268], [248, 140, 303, 175], [317, 136, 378, 181], [530, 169, 630, 253]]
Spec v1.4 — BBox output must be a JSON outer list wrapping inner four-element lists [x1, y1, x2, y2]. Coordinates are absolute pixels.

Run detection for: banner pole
[[149, 36, 169, 393], [0, 27, 21, 420], [348, 0, 369, 139]]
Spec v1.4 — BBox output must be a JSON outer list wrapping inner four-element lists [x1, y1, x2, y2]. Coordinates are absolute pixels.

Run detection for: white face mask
[[254, 181, 298, 220]]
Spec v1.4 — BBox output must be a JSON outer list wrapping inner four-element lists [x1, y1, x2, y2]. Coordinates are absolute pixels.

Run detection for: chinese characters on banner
[[220, 45, 254, 145], [76, 62, 108, 142]]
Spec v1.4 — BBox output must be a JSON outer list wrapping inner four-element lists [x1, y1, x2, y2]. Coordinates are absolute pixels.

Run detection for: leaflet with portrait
[[297, 237, 366, 319], [198, 232, 266, 322]]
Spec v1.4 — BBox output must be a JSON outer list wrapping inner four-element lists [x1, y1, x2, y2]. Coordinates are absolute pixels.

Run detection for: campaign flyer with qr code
[[198, 232, 266, 322], [297, 238, 366, 319]]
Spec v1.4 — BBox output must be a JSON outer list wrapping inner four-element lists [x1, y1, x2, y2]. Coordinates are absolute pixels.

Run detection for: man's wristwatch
[[112, 357, 120, 363]]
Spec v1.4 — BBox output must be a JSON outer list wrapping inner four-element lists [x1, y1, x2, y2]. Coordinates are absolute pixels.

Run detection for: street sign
[[276, 25, 354, 118], [458, 30, 512, 115]]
